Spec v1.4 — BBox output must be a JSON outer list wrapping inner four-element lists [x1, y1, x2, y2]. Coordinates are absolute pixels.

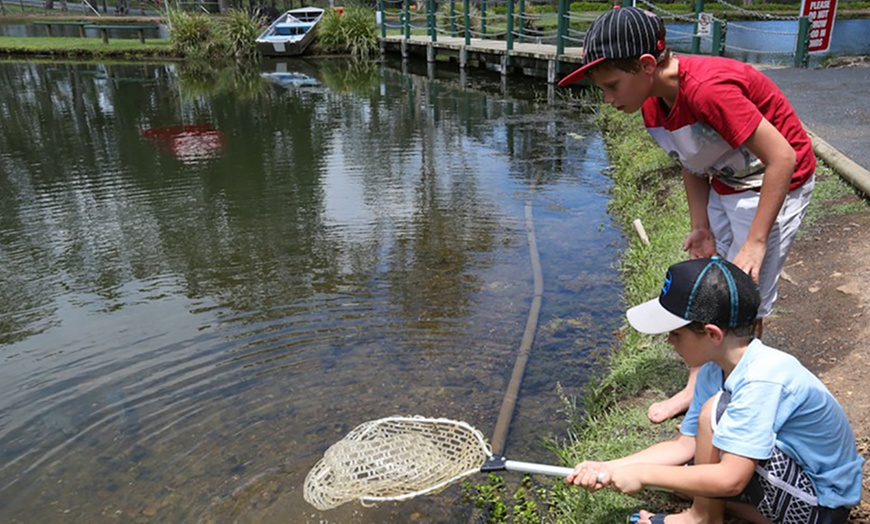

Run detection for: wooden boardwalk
[[380, 34, 585, 84]]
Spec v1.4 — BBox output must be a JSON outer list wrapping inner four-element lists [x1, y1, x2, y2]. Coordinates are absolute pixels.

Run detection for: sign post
[[799, 0, 838, 52]]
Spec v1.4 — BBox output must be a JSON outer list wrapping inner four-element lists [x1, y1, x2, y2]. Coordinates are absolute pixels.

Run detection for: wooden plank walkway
[[380, 34, 585, 84]]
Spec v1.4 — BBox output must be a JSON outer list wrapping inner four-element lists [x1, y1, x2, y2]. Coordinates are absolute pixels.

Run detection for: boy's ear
[[638, 54, 658, 74], [704, 324, 725, 344]]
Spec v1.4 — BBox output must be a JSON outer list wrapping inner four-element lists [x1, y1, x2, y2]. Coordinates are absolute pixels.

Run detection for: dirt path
[[765, 203, 870, 520]]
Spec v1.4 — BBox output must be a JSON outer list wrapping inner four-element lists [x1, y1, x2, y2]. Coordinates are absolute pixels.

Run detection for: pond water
[[0, 58, 625, 522]]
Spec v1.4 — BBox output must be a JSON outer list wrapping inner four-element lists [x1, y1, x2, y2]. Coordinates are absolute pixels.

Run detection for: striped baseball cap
[[626, 257, 760, 334], [558, 6, 666, 87]]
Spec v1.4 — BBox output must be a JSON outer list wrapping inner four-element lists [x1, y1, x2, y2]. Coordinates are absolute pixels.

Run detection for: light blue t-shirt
[[681, 338, 864, 509]]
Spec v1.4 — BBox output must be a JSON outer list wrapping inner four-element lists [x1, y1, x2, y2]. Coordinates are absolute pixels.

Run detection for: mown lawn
[[0, 36, 175, 58]]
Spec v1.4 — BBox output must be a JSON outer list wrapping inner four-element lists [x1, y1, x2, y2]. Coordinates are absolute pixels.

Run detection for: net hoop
[[303, 416, 492, 510]]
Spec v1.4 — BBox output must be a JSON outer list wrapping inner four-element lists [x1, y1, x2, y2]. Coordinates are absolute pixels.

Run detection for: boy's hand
[[682, 228, 716, 259], [607, 466, 644, 494], [733, 239, 766, 283], [566, 461, 611, 491]]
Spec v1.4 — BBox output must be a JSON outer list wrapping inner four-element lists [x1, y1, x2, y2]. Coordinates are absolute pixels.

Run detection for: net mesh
[[303, 416, 491, 510]]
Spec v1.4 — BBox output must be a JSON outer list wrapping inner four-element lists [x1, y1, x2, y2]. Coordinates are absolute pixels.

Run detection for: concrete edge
[[806, 129, 870, 199]]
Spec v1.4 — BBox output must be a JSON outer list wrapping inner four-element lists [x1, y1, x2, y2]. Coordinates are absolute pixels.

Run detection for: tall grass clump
[[436, 3, 480, 33], [167, 9, 224, 61], [219, 9, 265, 62], [316, 6, 378, 59], [167, 7, 265, 63]]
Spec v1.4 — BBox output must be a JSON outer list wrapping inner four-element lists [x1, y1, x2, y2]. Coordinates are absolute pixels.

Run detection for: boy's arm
[[608, 452, 757, 498], [732, 117, 796, 282], [681, 171, 716, 259], [567, 434, 696, 489]]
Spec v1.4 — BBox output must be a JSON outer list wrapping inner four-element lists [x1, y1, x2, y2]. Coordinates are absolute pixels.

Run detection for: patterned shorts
[[712, 391, 851, 524]]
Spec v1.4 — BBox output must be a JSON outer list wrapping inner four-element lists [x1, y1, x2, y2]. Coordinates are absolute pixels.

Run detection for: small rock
[[142, 507, 158, 517], [836, 283, 861, 295], [808, 286, 821, 293]]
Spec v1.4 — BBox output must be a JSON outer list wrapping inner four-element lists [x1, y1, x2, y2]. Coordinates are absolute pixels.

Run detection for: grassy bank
[[0, 35, 173, 59], [531, 105, 861, 523]]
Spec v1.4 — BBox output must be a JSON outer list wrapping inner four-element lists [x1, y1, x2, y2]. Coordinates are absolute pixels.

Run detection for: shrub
[[219, 9, 265, 62], [437, 2, 481, 33], [168, 10, 226, 60], [316, 6, 379, 59]]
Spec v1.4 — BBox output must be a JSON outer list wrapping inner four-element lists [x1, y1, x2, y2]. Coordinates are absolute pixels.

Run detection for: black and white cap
[[558, 6, 666, 87], [626, 257, 760, 335]]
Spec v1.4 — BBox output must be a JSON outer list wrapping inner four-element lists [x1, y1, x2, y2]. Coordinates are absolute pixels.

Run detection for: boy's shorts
[[712, 390, 852, 524], [707, 176, 814, 318]]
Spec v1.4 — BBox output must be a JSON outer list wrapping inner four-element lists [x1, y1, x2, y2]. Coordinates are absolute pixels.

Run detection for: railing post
[[378, 0, 386, 38], [794, 15, 810, 68], [403, 0, 410, 39], [506, 0, 515, 50], [463, 0, 470, 45], [691, 0, 703, 54], [555, 0, 567, 69], [428, 0, 437, 42], [711, 19, 725, 56], [481, 0, 487, 39], [450, 0, 456, 36], [518, 0, 525, 39]]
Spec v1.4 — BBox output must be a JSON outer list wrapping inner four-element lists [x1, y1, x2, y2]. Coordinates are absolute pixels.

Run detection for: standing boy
[[559, 7, 816, 424], [567, 257, 863, 524]]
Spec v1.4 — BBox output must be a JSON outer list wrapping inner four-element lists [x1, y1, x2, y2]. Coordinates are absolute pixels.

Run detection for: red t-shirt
[[642, 55, 815, 195]]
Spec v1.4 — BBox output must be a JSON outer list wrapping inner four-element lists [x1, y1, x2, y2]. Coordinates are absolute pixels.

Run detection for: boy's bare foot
[[647, 387, 692, 424], [632, 508, 720, 524]]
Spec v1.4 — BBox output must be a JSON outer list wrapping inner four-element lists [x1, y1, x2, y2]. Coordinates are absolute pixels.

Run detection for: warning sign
[[800, 0, 838, 53], [697, 12, 713, 37]]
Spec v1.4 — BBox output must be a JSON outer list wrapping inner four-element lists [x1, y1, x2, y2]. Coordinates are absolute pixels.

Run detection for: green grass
[[468, 99, 870, 522], [543, 104, 870, 523], [800, 162, 869, 234], [0, 35, 174, 58]]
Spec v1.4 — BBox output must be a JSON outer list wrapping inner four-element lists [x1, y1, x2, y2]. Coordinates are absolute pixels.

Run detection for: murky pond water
[[0, 58, 624, 522]]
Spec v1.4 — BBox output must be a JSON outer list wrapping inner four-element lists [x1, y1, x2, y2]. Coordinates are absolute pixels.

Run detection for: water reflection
[[0, 59, 622, 522]]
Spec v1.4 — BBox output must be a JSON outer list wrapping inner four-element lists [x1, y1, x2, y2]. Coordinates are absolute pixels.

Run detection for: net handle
[[504, 460, 574, 477]]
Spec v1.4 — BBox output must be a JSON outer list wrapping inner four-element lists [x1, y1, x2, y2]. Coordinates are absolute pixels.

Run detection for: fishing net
[[303, 416, 490, 510]]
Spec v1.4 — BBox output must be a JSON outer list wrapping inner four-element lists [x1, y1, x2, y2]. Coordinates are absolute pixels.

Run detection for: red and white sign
[[800, 0, 838, 53]]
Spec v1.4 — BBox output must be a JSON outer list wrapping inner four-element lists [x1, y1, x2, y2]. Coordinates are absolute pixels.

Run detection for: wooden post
[[794, 16, 810, 68], [463, 0, 469, 46], [403, 0, 410, 39], [480, 0, 486, 39], [711, 19, 725, 56], [691, 0, 704, 54], [506, 0, 514, 51], [555, 0, 567, 71], [99, 27, 109, 43]]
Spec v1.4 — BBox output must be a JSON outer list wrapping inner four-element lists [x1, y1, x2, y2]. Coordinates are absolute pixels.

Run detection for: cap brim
[[626, 297, 691, 335], [557, 58, 604, 87]]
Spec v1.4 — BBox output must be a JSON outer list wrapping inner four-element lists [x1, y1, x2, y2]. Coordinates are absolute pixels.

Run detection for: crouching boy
[[567, 257, 864, 524]]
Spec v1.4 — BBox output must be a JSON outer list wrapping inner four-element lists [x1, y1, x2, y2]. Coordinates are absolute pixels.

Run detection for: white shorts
[[707, 176, 814, 318]]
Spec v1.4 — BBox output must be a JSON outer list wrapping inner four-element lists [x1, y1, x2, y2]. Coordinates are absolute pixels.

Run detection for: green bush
[[168, 10, 225, 60], [168, 8, 264, 63], [568, 1, 612, 12], [316, 6, 379, 59], [437, 2, 481, 33], [219, 9, 265, 62]]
